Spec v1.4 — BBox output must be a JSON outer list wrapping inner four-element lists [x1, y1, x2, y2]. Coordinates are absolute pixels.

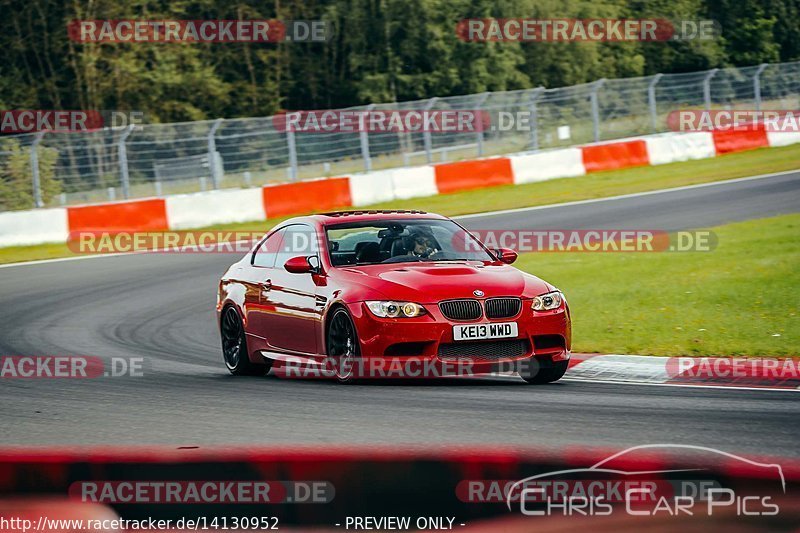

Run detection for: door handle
[[261, 280, 272, 292]]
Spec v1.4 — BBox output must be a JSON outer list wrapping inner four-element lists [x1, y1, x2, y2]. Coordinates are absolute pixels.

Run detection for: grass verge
[[515, 214, 799, 357], [1, 143, 799, 265]]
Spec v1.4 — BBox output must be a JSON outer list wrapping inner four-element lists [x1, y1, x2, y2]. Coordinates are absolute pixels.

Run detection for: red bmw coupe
[[217, 210, 571, 383]]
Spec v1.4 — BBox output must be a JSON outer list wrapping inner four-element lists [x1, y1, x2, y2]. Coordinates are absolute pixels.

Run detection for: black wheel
[[220, 307, 269, 376], [519, 358, 568, 384], [326, 307, 360, 383]]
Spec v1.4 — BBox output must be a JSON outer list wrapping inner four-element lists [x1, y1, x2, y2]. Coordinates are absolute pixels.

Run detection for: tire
[[326, 307, 360, 383], [220, 306, 270, 376], [519, 358, 568, 384]]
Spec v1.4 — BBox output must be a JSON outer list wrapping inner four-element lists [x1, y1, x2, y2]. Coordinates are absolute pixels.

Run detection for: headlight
[[366, 301, 426, 318], [531, 291, 563, 311]]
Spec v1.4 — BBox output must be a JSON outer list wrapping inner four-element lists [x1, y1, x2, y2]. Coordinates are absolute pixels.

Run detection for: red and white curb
[[566, 354, 800, 390]]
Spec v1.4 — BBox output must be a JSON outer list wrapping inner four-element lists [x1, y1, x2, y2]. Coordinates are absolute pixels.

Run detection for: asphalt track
[[0, 171, 798, 454]]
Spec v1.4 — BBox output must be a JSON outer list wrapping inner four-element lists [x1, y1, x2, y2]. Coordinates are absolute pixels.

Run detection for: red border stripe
[[67, 198, 168, 233], [713, 125, 769, 154], [581, 140, 649, 173], [262, 178, 352, 218], [434, 158, 514, 194]]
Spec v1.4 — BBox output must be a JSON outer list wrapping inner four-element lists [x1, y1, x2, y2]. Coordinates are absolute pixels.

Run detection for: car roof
[[308, 210, 448, 226]]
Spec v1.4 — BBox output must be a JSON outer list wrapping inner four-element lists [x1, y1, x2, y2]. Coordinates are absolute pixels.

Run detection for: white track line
[[0, 239, 256, 269], [561, 377, 800, 393], [1, 168, 797, 270]]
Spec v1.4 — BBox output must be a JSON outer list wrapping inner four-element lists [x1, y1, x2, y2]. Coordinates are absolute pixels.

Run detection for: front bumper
[[345, 300, 571, 377]]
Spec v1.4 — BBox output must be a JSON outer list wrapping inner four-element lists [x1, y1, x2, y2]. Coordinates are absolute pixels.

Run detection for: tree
[[0, 138, 61, 210]]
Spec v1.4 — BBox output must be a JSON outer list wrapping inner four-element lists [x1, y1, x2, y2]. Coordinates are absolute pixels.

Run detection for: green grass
[[2, 143, 799, 265], [515, 214, 799, 357]]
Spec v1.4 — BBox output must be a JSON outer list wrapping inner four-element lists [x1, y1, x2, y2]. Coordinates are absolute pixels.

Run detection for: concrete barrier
[[0, 208, 69, 247], [348, 169, 397, 206], [581, 140, 650, 173], [67, 199, 168, 234], [0, 129, 794, 248], [262, 177, 352, 218], [767, 130, 800, 148], [510, 148, 585, 184], [644, 132, 716, 165], [390, 165, 438, 200], [434, 158, 514, 194], [713, 125, 769, 154], [166, 188, 266, 230]]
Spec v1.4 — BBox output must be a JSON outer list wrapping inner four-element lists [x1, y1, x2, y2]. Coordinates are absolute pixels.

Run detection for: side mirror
[[284, 256, 315, 274], [495, 248, 518, 265]]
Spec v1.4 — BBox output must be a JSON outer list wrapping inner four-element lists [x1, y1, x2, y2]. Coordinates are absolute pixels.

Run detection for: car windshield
[[326, 218, 494, 266]]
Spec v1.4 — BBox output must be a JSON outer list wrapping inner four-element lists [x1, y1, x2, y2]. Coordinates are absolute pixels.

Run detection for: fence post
[[208, 118, 223, 189], [475, 92, 490, 157], [753, 63, 768, 112], [287, 129, 298, 181], [360, 104, 375, 171], [30, 131, 46, 208], [528, 86, 545, 151], [648, 73, 663, 133], [423, 97, 438, 164], [703, 68, 719, 111], [118, 124, 135, 200], [590, 79, 606, 143]]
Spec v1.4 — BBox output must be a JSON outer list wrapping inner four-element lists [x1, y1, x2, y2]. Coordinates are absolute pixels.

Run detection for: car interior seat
[[390, 237, 409, 257], [355, 241, 382, 263]]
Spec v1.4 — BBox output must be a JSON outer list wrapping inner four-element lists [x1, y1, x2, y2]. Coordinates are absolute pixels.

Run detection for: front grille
[[439, 299, 482, 321], [438, 339, 529, 362], [485, 297, 522, 319]]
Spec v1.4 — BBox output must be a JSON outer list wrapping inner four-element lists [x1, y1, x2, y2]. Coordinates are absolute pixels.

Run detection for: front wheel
[[326, 307, 360, 383], [519, 358, 568, 384], [220, 307, 270, 376]]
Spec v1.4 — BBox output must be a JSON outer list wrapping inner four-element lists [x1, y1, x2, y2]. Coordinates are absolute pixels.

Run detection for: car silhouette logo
[[473, 290, 485, 297]]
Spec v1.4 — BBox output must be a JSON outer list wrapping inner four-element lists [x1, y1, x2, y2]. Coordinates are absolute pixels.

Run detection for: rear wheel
[[221, 307, 269, 376], [519, 358, 568, 384], [326, 307, 360, 383]]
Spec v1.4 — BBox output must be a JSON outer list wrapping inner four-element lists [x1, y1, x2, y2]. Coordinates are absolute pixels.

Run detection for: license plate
[[453, 322, 518, 341]]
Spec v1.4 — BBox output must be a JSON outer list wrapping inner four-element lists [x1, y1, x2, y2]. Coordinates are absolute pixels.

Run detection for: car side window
[[252, 228, 285, 268], [274, 224, 319, 269]]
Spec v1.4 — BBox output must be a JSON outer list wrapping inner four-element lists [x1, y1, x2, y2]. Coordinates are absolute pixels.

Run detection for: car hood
[[335, 262, 551, 303]]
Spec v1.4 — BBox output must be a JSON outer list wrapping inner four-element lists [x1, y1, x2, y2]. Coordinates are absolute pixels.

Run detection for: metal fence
[[2, 60, 799, 210]]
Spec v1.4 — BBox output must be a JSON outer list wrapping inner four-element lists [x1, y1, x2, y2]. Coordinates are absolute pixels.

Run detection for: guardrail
[[0, 60, 798, 211]]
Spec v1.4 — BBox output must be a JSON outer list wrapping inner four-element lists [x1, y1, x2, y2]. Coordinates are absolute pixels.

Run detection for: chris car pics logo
[[505, 444, 784, 518]]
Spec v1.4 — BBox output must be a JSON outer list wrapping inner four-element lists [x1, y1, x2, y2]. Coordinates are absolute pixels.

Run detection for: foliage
[[0, 0, 795, 120], [0, 139, 61, 210]]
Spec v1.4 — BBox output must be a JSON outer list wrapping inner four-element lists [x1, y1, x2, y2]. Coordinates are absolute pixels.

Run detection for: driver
[[407, 230, 438, 258]]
